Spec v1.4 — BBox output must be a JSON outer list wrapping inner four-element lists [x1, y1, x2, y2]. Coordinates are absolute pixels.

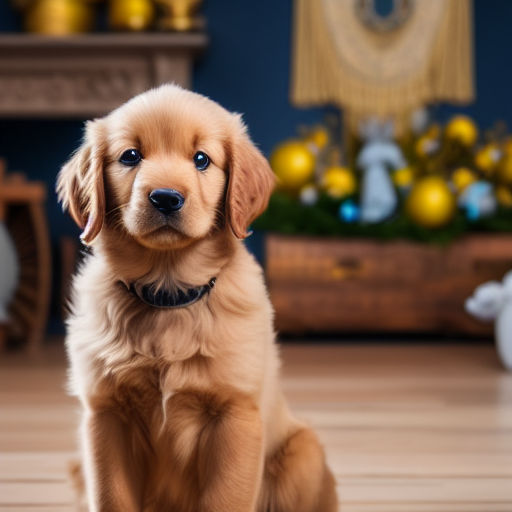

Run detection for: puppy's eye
[[119, 149, 142, 167], [193, 151, 210, 171]]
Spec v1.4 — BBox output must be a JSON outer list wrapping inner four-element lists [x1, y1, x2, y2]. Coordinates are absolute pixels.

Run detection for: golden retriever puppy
[[57, 84, 337, 512]]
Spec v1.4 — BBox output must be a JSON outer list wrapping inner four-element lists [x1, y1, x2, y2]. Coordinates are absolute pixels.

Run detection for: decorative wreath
[[354, 0, 414, 33]]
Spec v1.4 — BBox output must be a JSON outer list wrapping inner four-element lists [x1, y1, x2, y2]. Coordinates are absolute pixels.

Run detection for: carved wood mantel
[[0, 33, 208, 118]]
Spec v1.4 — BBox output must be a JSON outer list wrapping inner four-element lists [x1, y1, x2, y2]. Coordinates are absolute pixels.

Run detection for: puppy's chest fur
[[103, 360, 258, 509], [106, 355, 223, 428], [110, 364, 163, 425]]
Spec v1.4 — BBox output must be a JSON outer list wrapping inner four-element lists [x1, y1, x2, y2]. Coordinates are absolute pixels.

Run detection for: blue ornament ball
[[458, 180, 497, 222], [338, 200, 360, 223]]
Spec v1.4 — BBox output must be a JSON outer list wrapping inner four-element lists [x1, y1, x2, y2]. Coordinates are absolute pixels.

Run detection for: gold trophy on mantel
[[155, 0, 204, 31], [11, 0, 96, 35]]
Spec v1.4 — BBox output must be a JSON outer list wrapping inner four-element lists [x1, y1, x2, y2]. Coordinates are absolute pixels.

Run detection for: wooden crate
[[265, 234, 512, 335]]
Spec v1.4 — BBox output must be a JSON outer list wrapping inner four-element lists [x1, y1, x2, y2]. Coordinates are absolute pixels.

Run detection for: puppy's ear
[[57, 120, 106, 245], [226, 120, 275, 239]]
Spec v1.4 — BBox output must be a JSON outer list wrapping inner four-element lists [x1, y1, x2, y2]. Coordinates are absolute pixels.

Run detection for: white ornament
[[0, 222, 19, 323], [410, 108, 429, 135], [357, 119, 407, 223], [300, 185, 319, 206], [466, 271, 512, 370]]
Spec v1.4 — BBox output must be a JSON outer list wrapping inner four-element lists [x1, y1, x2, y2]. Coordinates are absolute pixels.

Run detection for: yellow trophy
[[155, 0, 204, 31]]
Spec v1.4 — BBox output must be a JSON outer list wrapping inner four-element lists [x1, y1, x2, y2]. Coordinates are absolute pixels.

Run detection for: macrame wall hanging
[[291, 0, 474, 134]]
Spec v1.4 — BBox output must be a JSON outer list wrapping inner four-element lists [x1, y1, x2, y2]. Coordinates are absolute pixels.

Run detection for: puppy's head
[[57, 85, 274, 249]]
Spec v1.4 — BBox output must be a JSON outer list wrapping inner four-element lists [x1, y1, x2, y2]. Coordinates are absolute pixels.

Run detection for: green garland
[[253, 191, 512, 245]]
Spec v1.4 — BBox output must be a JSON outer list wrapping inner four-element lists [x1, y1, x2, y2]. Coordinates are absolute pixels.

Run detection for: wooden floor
[[1, 341, 511, 512]]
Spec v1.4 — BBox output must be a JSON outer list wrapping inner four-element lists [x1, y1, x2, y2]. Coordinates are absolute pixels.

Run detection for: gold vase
[[109, 0, 154, 31], [155, 0, 203, 32], [14, 0, 94, 35]]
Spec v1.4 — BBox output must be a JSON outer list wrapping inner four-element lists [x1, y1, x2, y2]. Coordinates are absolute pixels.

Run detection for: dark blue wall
[[0, 0, 511, 328]]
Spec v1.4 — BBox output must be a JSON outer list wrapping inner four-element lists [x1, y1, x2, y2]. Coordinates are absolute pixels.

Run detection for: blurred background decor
[[247, 0, 512, 336], [292, 0, 474, 133], [11, 0, 96, 35], [11, 0, 204, 34], [0, 30, 207, 117], [257, 109, 512, 334], [156, 0, 204, 31], [108, 0, 154, 32], [0, 160, 50, 353], [357, 120, 406, 223], [466, 271, 512, 370], [0, 163, 19, 351]]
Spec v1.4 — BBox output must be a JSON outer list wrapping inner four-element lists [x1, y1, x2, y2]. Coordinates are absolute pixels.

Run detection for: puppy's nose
[[149, 188, 185, 214]]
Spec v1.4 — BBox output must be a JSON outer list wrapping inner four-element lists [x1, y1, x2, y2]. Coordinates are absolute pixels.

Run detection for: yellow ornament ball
[[497, 155, 512, 185], [445, 115, 478, 147], [496, 185, 512, 207], [322, 166, 357, 198], [452, 167, 477, 193], [270, 141, 315, 190], [393, 167, 414, 188], [475, 143, 501, 176], [406, 176, 456, 228]]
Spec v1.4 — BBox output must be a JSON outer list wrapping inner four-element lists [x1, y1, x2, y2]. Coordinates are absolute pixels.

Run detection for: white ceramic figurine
[[466, 271, 512, 370], [357, 120, 407, 223]]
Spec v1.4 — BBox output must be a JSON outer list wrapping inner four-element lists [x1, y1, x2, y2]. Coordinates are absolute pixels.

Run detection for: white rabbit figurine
[[465, 271, 512, 370], [357, 120, 407, 223]]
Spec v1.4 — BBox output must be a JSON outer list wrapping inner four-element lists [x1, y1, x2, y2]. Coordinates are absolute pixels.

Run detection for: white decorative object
[[0, 222, 19, 323], [466, 271, 512, 370], [410, 107, 429, 135], [299, 184, 319, 206], [458, 181, 497, 221], [357, 120, 407, 223]]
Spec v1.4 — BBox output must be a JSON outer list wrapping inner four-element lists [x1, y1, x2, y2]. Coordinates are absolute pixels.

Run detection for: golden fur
[[57, 84, 338, 512]]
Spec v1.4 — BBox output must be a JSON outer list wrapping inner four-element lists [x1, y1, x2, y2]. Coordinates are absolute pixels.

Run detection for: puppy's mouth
[[141, 221, 185, 240], [130, 216, 194, 250], [122, 202, 195, 249], [148, 223, 181, 235]]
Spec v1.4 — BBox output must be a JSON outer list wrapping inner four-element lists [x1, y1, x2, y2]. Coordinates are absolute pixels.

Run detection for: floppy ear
[[56, 120, 106, 245], [226, 125, 275, 239]]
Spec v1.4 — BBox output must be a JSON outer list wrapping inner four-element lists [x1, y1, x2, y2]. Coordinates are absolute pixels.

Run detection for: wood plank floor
[[1, 342, 511, 511]]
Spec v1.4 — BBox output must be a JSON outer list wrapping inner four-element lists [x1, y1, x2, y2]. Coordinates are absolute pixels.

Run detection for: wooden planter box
[[265, 234, 512, 336]]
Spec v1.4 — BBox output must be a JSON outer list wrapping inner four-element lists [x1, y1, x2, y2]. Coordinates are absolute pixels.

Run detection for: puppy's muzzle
[[149, 188, 185, 215]]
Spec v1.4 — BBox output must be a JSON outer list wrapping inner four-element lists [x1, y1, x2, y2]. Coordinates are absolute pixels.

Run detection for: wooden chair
[[0, 159, 51, 354]]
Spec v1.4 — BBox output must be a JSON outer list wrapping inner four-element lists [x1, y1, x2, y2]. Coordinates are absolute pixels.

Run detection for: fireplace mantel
[[0, 33, 208, 118]]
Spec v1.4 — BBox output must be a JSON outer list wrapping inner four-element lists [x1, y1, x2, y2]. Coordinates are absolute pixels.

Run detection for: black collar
[[128, 278, 216, 309]]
